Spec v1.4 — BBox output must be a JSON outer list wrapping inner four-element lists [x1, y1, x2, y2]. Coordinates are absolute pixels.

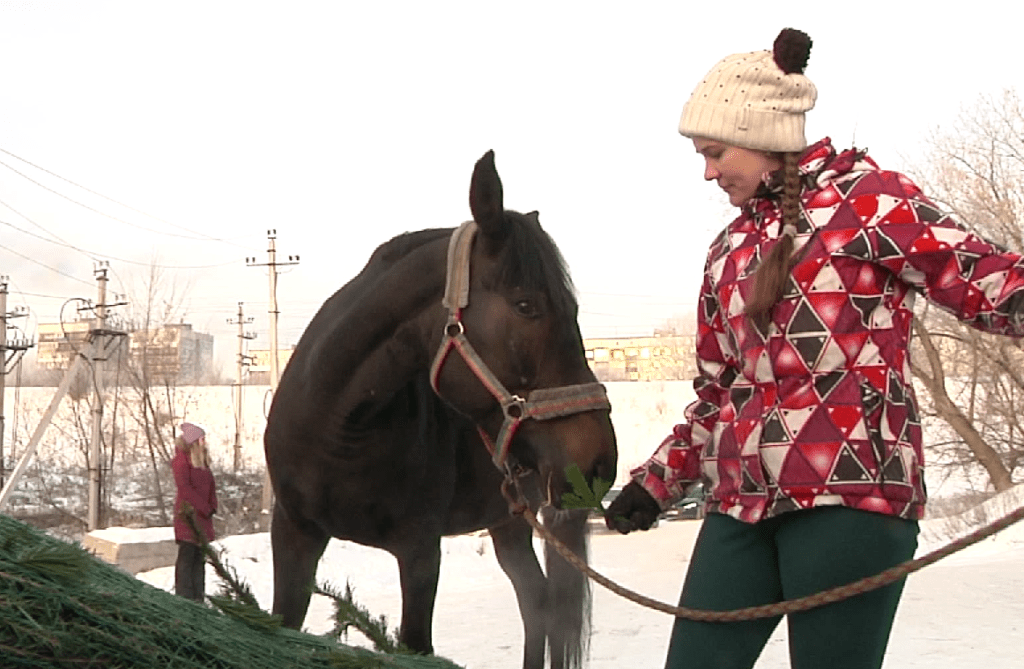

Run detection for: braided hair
[[739, 29, 813, 330], [745, 152, 802, 330]]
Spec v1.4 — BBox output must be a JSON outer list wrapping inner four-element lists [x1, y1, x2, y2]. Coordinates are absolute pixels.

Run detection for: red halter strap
[[429, 222, 610, 470]]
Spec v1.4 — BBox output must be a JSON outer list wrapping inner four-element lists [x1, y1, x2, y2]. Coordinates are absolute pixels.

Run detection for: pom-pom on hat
[[678, 28, 816, 152], [180, 422, 206, 446]]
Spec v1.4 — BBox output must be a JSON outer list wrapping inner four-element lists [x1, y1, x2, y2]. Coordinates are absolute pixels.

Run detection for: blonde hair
[[745, 151, 802, 329], [176, 435, 210, 469]]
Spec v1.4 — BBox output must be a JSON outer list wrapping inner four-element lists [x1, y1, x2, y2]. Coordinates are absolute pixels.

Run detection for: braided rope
[[522, 502, 1024, 622]]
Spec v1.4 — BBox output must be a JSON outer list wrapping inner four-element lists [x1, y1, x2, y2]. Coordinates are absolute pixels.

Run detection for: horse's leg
[[394, 536, 442, 655], [489, 515, 549, 669], [541, 507, 592, 669], [270, 501, 329, 629]]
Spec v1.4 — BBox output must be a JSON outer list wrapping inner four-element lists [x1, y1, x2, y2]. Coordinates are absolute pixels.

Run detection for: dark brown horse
[[264, 151, 617, 669]]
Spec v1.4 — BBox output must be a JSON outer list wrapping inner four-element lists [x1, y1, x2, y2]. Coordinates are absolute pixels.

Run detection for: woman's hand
[[604, 481, 662, 534]]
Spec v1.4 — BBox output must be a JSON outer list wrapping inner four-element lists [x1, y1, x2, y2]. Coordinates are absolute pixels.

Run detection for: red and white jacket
[[632, 138, 1024, 523]]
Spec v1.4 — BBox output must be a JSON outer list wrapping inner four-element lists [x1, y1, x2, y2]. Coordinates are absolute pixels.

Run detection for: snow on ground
[[7, 381, 1023, 666], [1, 381, 695, 484], [0, 380, 989, 497], [137, 485, 1024, 669]]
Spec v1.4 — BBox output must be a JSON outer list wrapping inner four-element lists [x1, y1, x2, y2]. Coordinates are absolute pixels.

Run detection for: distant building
[[246, 347, 296, 385], [36, 320, 94, 370], [36, 320, 214, 385], [242, 338, 695, 386], [129, 323, 215, 385], [583, 334, 697, 382]]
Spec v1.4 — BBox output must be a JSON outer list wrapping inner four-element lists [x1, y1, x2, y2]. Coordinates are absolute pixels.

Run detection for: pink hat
[[180, 422, 206, 445]]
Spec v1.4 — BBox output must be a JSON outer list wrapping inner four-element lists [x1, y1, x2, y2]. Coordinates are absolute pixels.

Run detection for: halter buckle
[[504, 395, 526, 420], [444, 319, 464, 339]]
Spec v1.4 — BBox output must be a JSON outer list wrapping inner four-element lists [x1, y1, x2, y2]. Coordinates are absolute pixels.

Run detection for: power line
[[0, 157, 208, 240], [0, 196, 77, 247], [8, 288, 68, 301], [0, 241, 93, 288], [0, 214, 242, 271], [0, 148, 260, 250]]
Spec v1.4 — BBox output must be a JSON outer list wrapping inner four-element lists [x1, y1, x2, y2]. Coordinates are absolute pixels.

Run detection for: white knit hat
[[678, 28, 816, 152]]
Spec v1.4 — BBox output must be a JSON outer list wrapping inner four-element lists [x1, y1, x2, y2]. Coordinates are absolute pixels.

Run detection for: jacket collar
[[746, 137, 874, 212]]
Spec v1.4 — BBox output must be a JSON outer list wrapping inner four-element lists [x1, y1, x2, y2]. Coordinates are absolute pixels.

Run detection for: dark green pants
[[175, 540, 205, 602], [665, 506, 918, 669]]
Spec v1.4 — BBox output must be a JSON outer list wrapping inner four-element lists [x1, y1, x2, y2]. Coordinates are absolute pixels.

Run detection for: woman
[[605, 28, 1024, 669], [172, 421, 218, 602]]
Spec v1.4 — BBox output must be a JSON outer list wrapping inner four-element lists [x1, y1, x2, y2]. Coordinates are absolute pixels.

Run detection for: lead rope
[[505, 480, 1024, 621]]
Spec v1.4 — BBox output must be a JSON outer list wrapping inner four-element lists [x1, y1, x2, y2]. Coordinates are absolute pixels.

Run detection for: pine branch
[[182, 505, 283, 630], [0, 514, 466, 668], [315, 580, 409, 655]]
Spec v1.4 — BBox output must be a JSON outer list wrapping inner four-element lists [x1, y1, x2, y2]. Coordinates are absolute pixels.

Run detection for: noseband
[[429, 221, 611, 471]]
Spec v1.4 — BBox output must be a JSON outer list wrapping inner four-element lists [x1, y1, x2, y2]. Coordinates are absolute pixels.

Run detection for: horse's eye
[[514, 299, 539, 318]]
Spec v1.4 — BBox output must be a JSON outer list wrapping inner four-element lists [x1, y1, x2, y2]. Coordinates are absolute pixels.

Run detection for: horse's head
[[430, 150, 618, 507]]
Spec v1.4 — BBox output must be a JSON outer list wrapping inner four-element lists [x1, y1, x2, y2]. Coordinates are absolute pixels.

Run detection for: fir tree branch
[[315, 580, 411, 655]]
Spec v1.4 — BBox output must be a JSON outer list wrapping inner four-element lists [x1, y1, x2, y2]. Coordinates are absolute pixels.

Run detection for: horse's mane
[[495, 212, 577, 322], [371, 216, 577, 321], [293, 214, 577, 404], [369, 228, 453, 268]]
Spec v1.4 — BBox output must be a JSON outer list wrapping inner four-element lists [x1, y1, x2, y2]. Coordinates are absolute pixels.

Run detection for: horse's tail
[[542, 505, 592, 669]]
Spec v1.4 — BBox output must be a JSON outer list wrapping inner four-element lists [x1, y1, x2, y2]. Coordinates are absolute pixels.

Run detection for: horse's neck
[[312, 237, 447, 424]]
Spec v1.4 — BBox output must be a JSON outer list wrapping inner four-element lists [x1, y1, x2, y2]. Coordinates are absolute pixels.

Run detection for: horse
[[264, 150, 618, 669]]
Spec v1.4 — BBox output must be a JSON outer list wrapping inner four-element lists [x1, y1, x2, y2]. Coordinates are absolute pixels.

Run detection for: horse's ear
[[469, 150, 510, 241]]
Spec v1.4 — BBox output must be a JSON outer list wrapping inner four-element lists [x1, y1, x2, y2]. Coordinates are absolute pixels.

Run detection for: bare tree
[[108, 261, 197, 525], [906, 88, 1024, 492], [910, 315, 1016, 492]]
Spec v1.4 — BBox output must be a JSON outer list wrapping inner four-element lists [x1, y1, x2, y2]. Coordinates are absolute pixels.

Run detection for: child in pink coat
[[171, 422, 218, 601]]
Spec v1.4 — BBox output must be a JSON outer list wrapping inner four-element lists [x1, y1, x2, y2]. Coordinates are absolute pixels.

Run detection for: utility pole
[[88, 265, 109, 532], [246, 230, 299, 529], [227, 302, 255, 472], [0, 277, 32, 490], [0, 351, 91, 511], [85, 263, 126, 531]]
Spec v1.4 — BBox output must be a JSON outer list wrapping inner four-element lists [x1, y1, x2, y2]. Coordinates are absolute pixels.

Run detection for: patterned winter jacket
[[632, 137, 1024, 523]]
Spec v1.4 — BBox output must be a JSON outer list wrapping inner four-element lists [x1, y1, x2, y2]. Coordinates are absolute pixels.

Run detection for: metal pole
[[88, 267, 109, 531], [261, 232, 280, 526], [247, 231, 297, 530], [0, 278, 7, 490], [0, 351, 89, 511], [227, 302, 255, 473], [268, 233, 280, 395], [234, 302, 244, 471], [1, 277, 32, 491]]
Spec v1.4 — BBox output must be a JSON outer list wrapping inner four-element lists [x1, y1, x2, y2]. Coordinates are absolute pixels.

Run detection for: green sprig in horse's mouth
[[560, 464, 614, 513]]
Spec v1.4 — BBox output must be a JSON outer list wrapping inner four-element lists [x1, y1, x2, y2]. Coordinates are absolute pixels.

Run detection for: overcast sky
[[2, 1, 1021, 371]]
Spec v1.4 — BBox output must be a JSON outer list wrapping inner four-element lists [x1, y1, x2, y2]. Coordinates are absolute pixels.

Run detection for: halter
[[429, 221, 611, 471]]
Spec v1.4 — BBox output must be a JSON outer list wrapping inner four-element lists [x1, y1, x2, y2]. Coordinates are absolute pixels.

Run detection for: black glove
[[604, 481, 662, 534]]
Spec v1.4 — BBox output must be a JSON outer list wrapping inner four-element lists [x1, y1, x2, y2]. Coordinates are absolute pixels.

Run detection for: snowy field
[[0, 380, 988, 499], [1, 380, 699, 486], [5, 381, 1024, 667], [133, 485, 1024, 669]]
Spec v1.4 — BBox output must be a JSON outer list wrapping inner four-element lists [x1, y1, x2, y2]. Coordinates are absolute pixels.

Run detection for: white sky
[[2, 1, 1022, 372]]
